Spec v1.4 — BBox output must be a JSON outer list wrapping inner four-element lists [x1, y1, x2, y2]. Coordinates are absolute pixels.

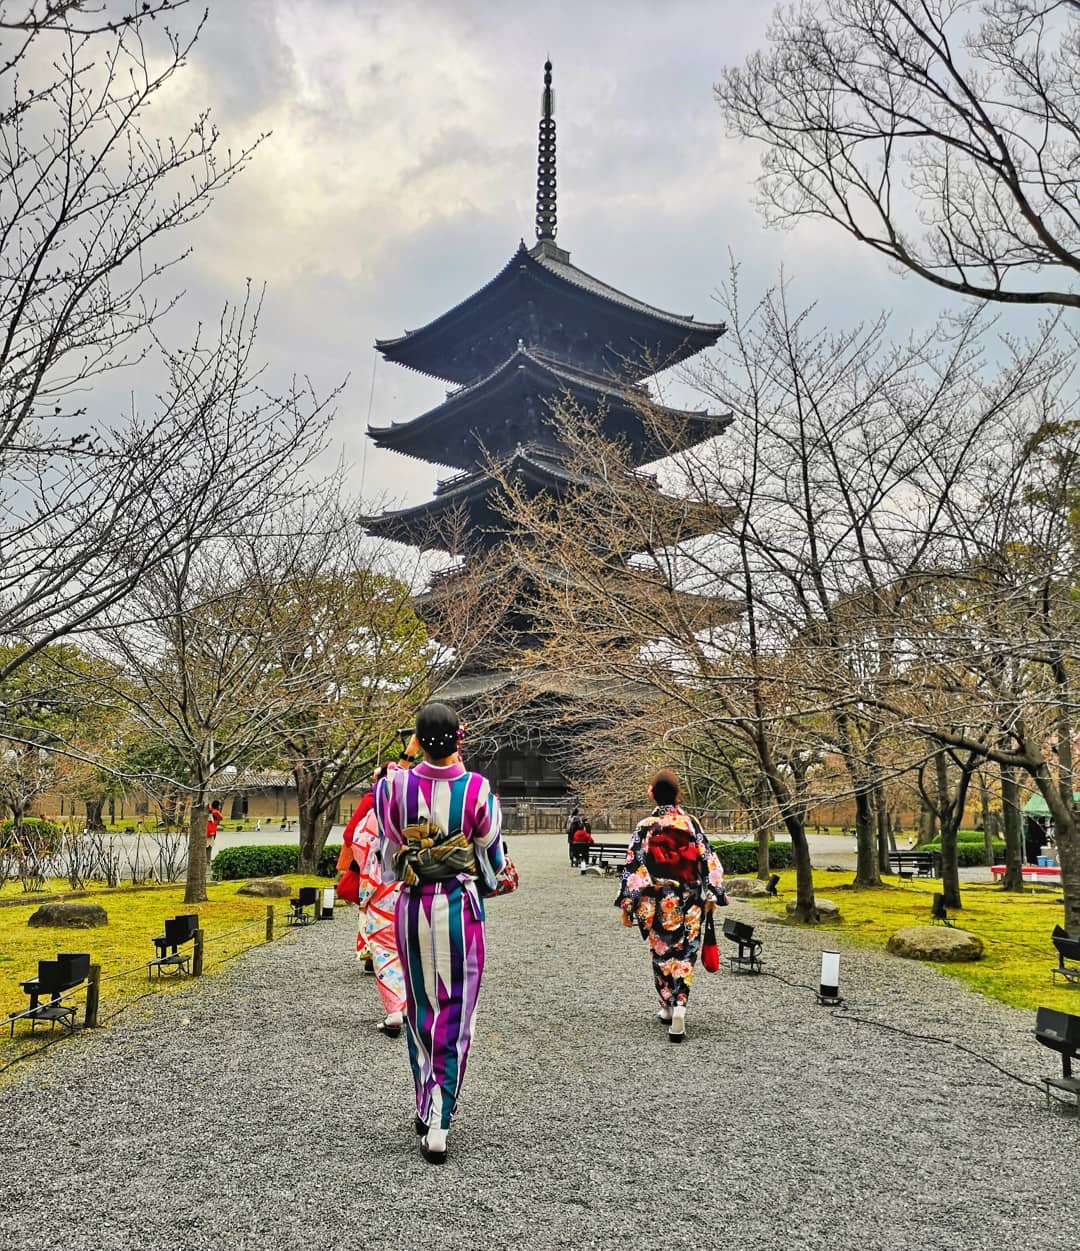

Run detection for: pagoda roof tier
[[375, 240, 725, 386], [361, 445, 725, 554], [368, 344, 732, 471]]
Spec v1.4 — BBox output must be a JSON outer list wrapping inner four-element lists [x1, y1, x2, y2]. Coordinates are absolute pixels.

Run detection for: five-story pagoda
[[364, 62, 728, 798]]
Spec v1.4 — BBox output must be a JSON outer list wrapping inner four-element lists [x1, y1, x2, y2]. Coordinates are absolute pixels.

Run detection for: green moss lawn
[[0, 873, 329, 1077], [751, 870, 1077, 1014]]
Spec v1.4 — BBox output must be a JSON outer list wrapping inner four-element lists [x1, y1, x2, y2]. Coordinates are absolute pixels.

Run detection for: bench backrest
[[164, 915, 198, 946], [297, 886, 319, 905], [36, 954, 89, 994], [1052, 925, 1080, 963]]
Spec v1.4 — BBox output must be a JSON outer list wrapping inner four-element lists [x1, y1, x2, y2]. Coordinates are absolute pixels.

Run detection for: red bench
[[990, 864, 1062, 885]]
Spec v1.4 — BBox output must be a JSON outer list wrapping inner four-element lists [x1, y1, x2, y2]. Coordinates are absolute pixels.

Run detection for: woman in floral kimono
[[375, 702, 503, 1165], [615, 768, 724, 1043], [349, 768, 406, 1035]]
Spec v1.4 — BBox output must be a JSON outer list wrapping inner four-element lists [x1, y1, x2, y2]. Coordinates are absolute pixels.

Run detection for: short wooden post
[[192, 928, 205, 977], [265, 904, 274, 942], [84, 963, 101, 1029]]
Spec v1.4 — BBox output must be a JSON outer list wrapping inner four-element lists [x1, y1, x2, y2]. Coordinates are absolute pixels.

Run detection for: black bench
[[148, 913, 199, 979], [1052, 926, 1080, 987], [572, 842, 626, 875], [11, 952, 90, 1036], [887, 850, 941, 879], [287, 886, 319, 925]]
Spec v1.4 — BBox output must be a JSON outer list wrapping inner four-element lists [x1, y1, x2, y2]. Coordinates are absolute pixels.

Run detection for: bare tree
[[0, 1, 271, 677], [719, 0, 1080, 308]]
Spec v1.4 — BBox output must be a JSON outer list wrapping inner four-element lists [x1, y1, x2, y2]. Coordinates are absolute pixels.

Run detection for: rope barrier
[[2, 908, 291, 1068]]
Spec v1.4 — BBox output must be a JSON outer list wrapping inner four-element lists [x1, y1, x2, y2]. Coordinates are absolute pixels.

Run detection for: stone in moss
[[887, 925, 983, 962], [28, 901, 108, 928]]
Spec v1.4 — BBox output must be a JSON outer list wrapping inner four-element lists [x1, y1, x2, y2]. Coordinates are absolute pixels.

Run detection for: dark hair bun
[[415, 701, 460, 758]]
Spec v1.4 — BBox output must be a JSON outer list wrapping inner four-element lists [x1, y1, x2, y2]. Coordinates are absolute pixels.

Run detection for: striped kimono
[[375, 760, 503, 1131]]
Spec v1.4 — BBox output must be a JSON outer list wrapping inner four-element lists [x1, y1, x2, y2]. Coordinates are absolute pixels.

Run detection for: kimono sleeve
[[471, 778, 505, 891], [614, 821, 653, 916]]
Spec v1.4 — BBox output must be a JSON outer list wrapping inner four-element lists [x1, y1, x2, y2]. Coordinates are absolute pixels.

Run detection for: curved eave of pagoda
[[367, 344, 732, 471], [374, 241, 726, 385], [359, 450, 596, 552]]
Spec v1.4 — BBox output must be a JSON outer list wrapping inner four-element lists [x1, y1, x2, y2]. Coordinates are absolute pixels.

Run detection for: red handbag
[[336, 867, 361, 905], [701, 911, 720, 973]]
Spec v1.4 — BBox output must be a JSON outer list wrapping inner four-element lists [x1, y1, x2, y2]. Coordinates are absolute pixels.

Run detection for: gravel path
[[0, 835, 1075, 1250]]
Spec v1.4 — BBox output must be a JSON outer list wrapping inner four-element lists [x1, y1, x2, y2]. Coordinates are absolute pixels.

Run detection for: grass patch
[[749, 870, 1078, 1014], [0, 874, 328, 1080]]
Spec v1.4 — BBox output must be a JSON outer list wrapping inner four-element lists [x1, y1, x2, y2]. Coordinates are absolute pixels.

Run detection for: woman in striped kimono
[[375, 702, 503, 1165]]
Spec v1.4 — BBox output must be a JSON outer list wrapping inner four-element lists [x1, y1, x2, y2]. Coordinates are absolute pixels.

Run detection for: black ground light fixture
[[1034, 1006, 1080, 1111], [722, 918, 763, 974], [818, 950, 842, 1006]]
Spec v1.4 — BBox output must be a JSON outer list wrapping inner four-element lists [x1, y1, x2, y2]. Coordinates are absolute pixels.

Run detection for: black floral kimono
[[615, 805, 725, 1007]]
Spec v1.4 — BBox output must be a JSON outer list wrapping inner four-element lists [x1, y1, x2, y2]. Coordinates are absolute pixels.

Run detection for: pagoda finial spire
[[535, 59, 557, 242]]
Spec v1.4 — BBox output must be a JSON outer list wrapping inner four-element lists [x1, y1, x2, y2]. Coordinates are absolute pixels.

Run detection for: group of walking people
[[339, 701, 723, 1163]]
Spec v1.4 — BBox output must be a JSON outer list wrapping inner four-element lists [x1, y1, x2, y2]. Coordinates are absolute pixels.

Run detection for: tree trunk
[[916, 800, 937, 846], [85, 798, 105, 831], [874, 782, 891, 874], [753, 776, 772, 880], [935, 753, 963, 910], [852, 785, 880, 887], [183, 786, 209, 904], [999, 764, 1024, 892], [295, 763, 336, 874]]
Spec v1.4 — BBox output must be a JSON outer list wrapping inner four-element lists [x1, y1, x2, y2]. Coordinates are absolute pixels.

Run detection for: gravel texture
[[0, 834, 1076, 1250]]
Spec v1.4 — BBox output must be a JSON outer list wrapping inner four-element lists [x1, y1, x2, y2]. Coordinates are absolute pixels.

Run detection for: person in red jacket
[[205, 801, 223, 864]]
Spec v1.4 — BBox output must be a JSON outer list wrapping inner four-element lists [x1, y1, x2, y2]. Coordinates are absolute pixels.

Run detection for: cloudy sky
[[128, 0, 969, 510]]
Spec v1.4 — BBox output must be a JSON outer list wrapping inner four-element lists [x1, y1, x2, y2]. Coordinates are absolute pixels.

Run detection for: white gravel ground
[[0, 834, 1076, 1251]]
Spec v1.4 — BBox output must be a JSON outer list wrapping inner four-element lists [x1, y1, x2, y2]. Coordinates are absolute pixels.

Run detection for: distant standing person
[[565, 805, 582, 852], [615, 769, 724, 1043], [375, 702, 503, 1165], [205, 800, 223, 865]]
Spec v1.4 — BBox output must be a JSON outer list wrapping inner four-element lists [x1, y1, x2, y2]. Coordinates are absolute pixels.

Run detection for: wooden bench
[[148, 914, 199, 979], [572, 842, 627, 875], [887, 850, 940, 879], [11, 952, 90, 1036]]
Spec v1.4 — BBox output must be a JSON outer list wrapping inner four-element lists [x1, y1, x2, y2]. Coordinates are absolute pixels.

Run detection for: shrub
[[710, 839, 797, 875], [212, 845, 341, 881], [0, 816, 62, 848], [923, 839, 1006, 867]]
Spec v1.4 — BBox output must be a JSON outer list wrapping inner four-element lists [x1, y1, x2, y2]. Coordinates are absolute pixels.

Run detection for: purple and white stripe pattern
[[375, 761, 503, 1129]]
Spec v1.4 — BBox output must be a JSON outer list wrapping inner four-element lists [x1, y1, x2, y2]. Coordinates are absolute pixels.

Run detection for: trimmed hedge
[[212, 844, 341, 881], [923, 839, 1006, 867], [0, 816, 62, 846], [709, 839, 797, 876]]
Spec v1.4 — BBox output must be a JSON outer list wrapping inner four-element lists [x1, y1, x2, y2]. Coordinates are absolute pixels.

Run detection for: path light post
[[817, 950, 842, 1006]]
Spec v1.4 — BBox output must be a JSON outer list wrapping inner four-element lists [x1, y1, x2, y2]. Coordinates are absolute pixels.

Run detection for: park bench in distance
[[148, 914, 199, 979], [571, 842, 627, 875], [886, 850, 941, 879], [11, 952, 90, 1036]]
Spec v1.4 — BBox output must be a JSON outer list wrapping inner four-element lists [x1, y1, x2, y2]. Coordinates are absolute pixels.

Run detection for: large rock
[[28, 901, 108, 928], [786, 897, 841, 921], [887, 925, 984, 962], [237, 878, 292, 898], [725, 877, 770, 898]]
